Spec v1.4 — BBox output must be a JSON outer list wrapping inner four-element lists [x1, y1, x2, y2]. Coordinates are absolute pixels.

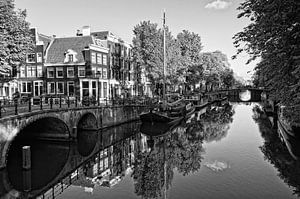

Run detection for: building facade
[[17, 28, 52, 100], [44, 26, 109, 102]]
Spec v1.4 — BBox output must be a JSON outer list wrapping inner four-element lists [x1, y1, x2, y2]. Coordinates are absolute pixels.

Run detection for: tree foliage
[[132, 20, 236, 94], [0, 0, 33, 81], [233, 0, 300, 106]]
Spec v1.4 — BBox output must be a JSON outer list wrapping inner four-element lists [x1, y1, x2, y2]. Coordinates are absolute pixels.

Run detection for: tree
[[132, 21, 185, 92], [233, 0, 300, 106], [0, 0, 33, 82], [177, 30, 203, 89], [221, 68, 234, 89]]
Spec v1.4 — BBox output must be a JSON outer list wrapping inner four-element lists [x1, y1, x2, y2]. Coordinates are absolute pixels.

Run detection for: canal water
[[1, 102, 300, 199]]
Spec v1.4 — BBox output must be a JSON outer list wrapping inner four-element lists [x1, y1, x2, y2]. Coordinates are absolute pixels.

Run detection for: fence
[[0, 96, 152, 119]]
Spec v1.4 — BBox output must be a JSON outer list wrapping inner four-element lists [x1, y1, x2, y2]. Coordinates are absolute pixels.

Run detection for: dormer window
[[68, 54, 74, 62], [64, 49, 78, 63]]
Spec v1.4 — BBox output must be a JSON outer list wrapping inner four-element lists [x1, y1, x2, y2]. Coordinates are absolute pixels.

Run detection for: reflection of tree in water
[[132, 103, 235, 198], [201, 103, 235, 142], [133, 125, 205, 198], [252, 105, 300, 196], [168, 126, 204, 176], [132, 136, 173, 199]]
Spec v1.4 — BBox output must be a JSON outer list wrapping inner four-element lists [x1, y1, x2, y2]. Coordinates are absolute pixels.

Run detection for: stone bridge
[[0, 105, 146, 169], [205, 88, 266, 102]]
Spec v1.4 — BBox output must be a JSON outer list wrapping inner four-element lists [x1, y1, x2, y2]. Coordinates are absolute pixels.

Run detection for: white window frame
[[37, 52, 43, 63], [67, 81, 75, 96], [97, 53, 102, 64], [91, 52, 96, 64], [103, 68, 107, 79], [20, 66, 26, 77], [67, 67, 74, 78], [103, 54, 107, 65], [21, 82, 32, 93], [56, 82, 64, 94], [56, 67, 64, 78], [48, 82, 55, 94], [78, 66, 85, 77], [47, 68, 54, 78], [26, 53, 35, 63], [37, 65, 43, 77], [27, 66, 36, 78]]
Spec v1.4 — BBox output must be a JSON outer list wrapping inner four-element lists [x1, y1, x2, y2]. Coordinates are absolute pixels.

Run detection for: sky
[[15, 0, 257, 80]]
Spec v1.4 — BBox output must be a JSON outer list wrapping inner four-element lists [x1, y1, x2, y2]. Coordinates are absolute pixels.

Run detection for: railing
[[0, 96, 152, 119]]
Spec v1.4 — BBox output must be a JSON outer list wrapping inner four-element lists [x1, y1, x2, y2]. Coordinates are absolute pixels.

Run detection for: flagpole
[[163, 9, 166, 103]]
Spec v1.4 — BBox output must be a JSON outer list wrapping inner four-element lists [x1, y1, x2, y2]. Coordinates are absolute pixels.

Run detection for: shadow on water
[[252, 105, 300, 197]]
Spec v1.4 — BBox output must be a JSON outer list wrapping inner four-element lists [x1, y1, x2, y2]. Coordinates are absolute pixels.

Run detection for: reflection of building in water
[[37, 133, 148, 198]]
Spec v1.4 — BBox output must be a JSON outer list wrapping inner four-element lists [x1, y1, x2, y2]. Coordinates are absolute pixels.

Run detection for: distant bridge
[[204, 88, 267, 102]]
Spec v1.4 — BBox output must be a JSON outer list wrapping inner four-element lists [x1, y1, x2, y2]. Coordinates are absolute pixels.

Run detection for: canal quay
[[0, 90, 299, 199]]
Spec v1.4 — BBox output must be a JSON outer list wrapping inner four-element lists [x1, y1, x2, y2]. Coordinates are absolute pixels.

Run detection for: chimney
[[76, 29, 82, 36], [82, 26, 91, 36]]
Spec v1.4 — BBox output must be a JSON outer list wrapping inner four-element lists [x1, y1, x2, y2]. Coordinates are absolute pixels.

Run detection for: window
[[47, 68, 54, 78], [99, 82, 102, 98], [91, 52, 96, 64], [20, 66, 25, 77], [103, 68, 107, 79], [103, 54, 107, 65], [67, 81, 75, 96], [56, 67, 63, 78], [37, 66, 43, 77], [82, 81, 89, 97], [67, 67, 74, 78], [68, 54, 74, 62], [97, 53, 102, 64], [92, 67, 97, 76], [48, 82, 55, 94], [37, 52, 43, 63], [56, 82, 64, 94], [21, 82, 32, 93], [78, 66, 85, 77], [26, 53, 35, 63], [97, 68, 102, 78], [27, 66, 36, 77], [92, 81, 97, 97], [103, 82, 107, 98]]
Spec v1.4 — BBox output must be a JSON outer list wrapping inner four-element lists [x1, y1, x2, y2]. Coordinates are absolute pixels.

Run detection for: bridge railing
[[0, 96, 151, 119]]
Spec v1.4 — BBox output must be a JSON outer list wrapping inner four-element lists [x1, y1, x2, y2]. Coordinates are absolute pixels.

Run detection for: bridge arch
[[17, 117, 70, 140], [77, 112, 98, 130]]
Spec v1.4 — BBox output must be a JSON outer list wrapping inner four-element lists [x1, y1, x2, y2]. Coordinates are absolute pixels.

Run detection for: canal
[[1, 101, 300, 199]]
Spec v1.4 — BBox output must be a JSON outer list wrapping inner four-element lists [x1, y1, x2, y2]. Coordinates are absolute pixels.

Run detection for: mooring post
[[22, 169, 31, 192], [22, 146, 31, 170], [71, 127, 77, 139]]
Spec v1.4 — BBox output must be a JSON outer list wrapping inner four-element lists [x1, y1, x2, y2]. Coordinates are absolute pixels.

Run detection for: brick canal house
[[17, 28, 52, 102], [13, 26, 143, 104], [44, 26, 109, 103]]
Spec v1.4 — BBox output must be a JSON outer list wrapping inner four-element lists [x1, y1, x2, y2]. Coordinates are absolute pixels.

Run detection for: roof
[[46, 36, 93, 63]]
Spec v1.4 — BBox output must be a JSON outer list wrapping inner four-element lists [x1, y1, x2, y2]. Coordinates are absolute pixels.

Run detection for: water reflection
[[0, 102, 240, 199], [253, 105, 300, 197]]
